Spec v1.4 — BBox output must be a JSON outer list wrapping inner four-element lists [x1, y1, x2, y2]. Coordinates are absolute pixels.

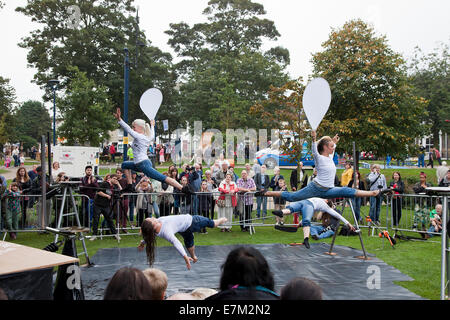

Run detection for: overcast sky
[[1, 0, 449, 109]]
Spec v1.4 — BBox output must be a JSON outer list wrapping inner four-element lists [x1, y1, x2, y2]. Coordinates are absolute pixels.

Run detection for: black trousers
[[92, 204, 116, 235], [392, 197, 402, 226]]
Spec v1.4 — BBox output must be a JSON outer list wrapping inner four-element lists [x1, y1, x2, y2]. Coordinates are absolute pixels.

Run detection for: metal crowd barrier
[[0, 192, 93, 240]]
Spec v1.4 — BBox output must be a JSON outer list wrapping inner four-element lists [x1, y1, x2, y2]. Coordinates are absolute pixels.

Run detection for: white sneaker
[[114, 234, 121, 241], [89, 236, 97, 241]]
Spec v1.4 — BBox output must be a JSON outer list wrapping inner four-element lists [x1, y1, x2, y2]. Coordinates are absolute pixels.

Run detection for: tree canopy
[[166, 0, 290, 131], [311, 19, 428, 158]]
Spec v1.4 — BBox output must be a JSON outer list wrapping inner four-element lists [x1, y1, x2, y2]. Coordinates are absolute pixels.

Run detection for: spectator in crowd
[[127, 146, 134, 161], [347, 171, 365, 223], [418, 146, 425, 168], [236, 170, 256, 232], [90, 174, 120, 241], [386, 154, 392, 168], [159, 145, 165, 164], [28, 165, 38, 182], [4, 183, 21, 240], [79, 165, 99, 228], [204, 170, 218, 220], [0, 175, 6, 223], [198, 180, 213, 233], [432, 147, 442, 166], [389, 172, 405, 227], [368, 164, 387, 225], [104, 267, 153, 300], [228, 166, 239, 182], [290, 162, 308, 191], [12, 167, 31, 228], [439, 169, 450, 187], [51, 161, 62, 182], [4, 153, 11, 168], [426, 204, 443, 238], [341, 162, 353, 187], [109, 143, 116, 163], [252, 159, 261, 176], [436, 161, 448, 184], [191, 163, 203, 215], [114, 169, 130, 233], [214, 162, 229, 183], [206, 246, 279, 300], [12, 146, 19, 167], [127, 171, 140, 226], [158, 172, 174, 217], [245, 163, 255, 179], [135, 179, 154, 226], [254, 164, 270, 220], [176, 175, 195, 214], [30, 146, 37, 160], [218, 173, 237, 232], [142, 268, 168, 300], [413, 172, 432, 194], [31, 166, 52, 227], [210, 160, 221, 177], [149, 178, 162, 217], [19, 153, 25, 167], [269, 166, 284, 191], [273, 178, 287, 225], [280, 277, 323, 300], [427, 148, 434, 168]]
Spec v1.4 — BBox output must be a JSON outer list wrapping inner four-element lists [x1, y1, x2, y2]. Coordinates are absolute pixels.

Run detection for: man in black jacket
[[290, 162, 308, 191], [254, 164, 270, 219]]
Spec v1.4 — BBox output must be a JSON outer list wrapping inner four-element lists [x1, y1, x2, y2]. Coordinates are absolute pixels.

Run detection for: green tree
[[166, 0, 289, 131], [16, 0, 179, 126], [13, 100, 52, 150], [56, 67, 116, 146], [0, 76, 17, 146], [409, 43, 450, 144], [311, 19, 428, 160]]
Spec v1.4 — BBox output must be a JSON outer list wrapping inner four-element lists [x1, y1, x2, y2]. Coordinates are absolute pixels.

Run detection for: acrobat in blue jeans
[[310, 225, 335, 239]]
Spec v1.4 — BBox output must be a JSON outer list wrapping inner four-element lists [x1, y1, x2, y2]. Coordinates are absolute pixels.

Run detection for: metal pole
[[40, 135, 47, 229], [53, 87, 56, 146], [47, 132, 52, 182], [123, 48, 130, 162], [441, 195, 448, 300]]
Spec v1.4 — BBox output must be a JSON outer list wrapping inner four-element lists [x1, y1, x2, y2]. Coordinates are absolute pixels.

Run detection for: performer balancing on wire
[[138, 215, 228, 270], [113, 108, 184, 193], [273, 198, 355, 249], [257, 130, 389, 201]]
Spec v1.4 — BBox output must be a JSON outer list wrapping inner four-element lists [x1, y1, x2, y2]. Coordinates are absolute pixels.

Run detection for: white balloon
[[139, 88, 163, 120], [302, 78, 331, 131]]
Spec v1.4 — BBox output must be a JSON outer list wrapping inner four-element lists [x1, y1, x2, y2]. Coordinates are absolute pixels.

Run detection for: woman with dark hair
[[259, 131, 386, 201], [389, 172, 404, 226], [206, 246, 279, 300], [347, 171, 366, 222], [138, 215, 227, 270], [12, 167, 31, 228], [280, 277, 323, 300], [104, 267, 153, 300]]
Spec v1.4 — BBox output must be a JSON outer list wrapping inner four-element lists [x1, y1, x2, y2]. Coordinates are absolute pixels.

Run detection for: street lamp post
[[47, 79, 60, 146]]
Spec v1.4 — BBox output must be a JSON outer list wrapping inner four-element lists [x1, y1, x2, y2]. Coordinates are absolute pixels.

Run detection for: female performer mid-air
[[139, 215, 228, 270], [113, 108, 184, 193], [258, 130, 389, 201]]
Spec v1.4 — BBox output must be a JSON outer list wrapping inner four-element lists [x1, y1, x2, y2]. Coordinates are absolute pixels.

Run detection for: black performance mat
[[81, 243, 424, 300]]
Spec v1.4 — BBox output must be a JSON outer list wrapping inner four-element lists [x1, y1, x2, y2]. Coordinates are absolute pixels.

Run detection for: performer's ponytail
[[141, 219, 157, 266], [144, 122, 152, 138]]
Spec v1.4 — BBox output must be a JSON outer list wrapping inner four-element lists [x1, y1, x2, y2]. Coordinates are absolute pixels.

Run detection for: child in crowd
[[19, 153, 25, 166], [426, 204, 443, 238], [4, 182, 21, 240], [4, 154, 11, 168], [142, 268, 168, 300]]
